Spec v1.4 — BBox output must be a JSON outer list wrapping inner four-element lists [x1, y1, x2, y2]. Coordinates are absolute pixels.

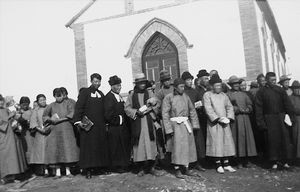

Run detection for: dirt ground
[[1, 164, 300, 192]]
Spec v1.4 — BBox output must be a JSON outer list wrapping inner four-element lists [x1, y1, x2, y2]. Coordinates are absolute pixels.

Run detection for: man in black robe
[[195, 69, 210, 143], [73, 73, 109, 179], [104, 75, 130, 173], [255, 72, 294, 170], [181, 71, 206, 171]]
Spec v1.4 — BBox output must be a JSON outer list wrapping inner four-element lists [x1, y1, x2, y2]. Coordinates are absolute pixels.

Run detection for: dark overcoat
[[255, 84, 294, 161], [184, 86, 206, 159], [73, 86, 110, 168], [104, 91, 130, 167]]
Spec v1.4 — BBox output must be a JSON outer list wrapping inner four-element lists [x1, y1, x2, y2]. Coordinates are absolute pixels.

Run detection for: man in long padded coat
[[256, 72, 294, 171], [162, 78, 200, 179], [104, 75, 130, 173], [125, 73, 162, 177], [73, 73, 110, 179]]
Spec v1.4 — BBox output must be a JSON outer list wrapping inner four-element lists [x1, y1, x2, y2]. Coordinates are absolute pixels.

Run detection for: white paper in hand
[[285, 115, 292, 126], [139, 105, 148, 113], [195, 101, 202, 108]]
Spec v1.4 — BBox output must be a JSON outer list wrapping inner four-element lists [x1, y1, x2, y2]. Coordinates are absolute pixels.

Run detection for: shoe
[[224, 166, 236, 173], [175, 169, 185, 179], [137, 170, 145, 177], [86, 171, 92, 179], [183, 169, 198, 177], [216, 166, 225, 174], [195, 165, 206, 172], [149, 168, 164, 177]]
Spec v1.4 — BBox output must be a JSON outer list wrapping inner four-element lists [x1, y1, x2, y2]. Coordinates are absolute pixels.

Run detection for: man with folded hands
[[162, 78, 200, 179], [104, 75, 131, 173]]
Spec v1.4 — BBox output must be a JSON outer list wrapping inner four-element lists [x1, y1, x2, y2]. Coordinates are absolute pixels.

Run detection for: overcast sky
[[0, 0, 299, 103]]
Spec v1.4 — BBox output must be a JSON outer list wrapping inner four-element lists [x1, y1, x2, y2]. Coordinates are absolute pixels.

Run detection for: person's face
[[210, 70, 218, 77], [111, 84, 122, 94], [240, 81, 247, 91], [200, 76, 209, 87], [163, 80, 171, 88], [213, 83, 222, 93], [62, 92, 67, 99], [258, 77, 266, 87], [185, 78, 193, 88], [54, 94, 64, 103], [282, 80, 290, 89], [151, 84, 156, 90], [232, 83, 240, 91], [33, 101, 38, 109], [20, 103, 30, 111], [37, 97, 46, 107], [137, 82, 146, 90], [267, 76, 277, 85], [0, 100, 4, 108], [175, 84, 185, 94], [91, 78, 101, 89]]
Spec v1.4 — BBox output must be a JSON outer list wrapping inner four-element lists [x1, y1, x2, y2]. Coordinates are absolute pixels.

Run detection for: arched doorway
[[142, 32, 179, 87]]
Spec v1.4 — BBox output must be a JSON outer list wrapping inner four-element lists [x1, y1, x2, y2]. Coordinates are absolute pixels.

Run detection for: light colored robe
[[29, 107, 47, 164], [162, 93, 199, 166], [125, 91, 157, 162], [227, 91, 257, 157], [0, 108, 27, 179], [203, 91, 235, 157]]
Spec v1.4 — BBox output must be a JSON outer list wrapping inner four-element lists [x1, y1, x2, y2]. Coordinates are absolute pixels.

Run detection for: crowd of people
[[1, 69, 300, 184]]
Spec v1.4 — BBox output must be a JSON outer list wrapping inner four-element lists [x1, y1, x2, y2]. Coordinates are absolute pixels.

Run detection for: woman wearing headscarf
[[43, 88, 79, 177], [203, 75, 236, 174], [0, 95, 27, 184]]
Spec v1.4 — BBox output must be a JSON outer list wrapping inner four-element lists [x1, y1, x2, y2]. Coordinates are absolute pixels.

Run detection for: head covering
[[0, 94, 4, 102], [250, 81, 259, 88], [278, 75, 291, 84], [197, 69, 209, 78], [209, 74, 222, 85], [173, 78, 185, 87], [19, 96, 30, 105], [134, 73, 147, 84], [108, 75, 122, 86], [159, 70, 171, 82], [291, 80, 300, 89], [181, 71, 194, 81], [256, 73, 265, 81], [228, 75, 240, 85]]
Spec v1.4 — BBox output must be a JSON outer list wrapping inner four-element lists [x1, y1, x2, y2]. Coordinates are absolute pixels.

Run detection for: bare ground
[[1, 165, 300, 192]]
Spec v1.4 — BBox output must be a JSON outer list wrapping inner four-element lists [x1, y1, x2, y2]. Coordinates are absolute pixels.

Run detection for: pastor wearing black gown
[[104, 76, 130, 173], [73, 73, 109, 179]]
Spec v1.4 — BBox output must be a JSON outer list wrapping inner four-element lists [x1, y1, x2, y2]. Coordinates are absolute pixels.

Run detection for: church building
[[66, 0, 287, 93]]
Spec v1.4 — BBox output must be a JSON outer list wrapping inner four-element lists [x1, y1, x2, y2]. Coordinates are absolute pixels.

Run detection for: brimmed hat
[[291, 80, 300, 89], [181, 71, 194, 81], [209, 74, 222, 85], [197, 69, 209, 78], [278, 75, 291, 84], [159, 70, 171, 82], [228, 75, 240, 85], [108, 75, 122, 86], [134, 73, 147, 84], [173, 78, 185, 87]]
